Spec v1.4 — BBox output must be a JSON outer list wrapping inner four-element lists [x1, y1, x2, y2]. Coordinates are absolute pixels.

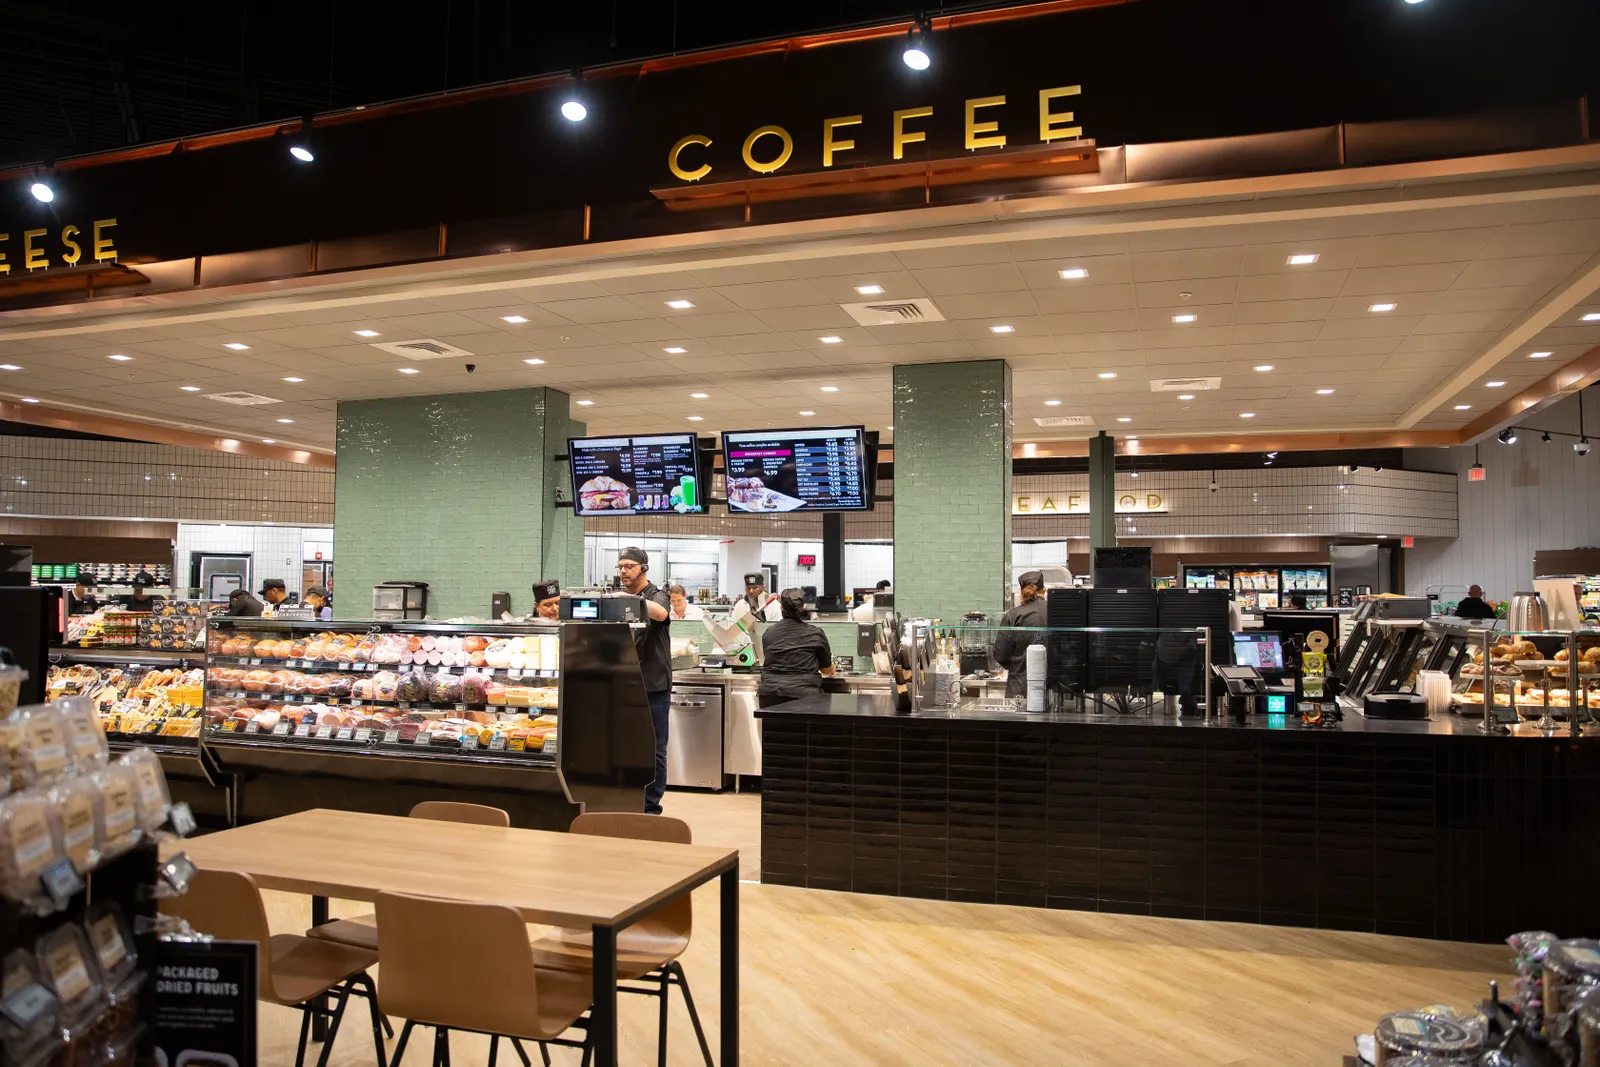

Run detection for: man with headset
[[615, 546, 673, 814]]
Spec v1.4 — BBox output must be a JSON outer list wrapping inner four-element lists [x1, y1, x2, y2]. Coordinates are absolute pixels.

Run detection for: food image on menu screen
[[569, 434, 703, 516], [720, 427, 868, 513]]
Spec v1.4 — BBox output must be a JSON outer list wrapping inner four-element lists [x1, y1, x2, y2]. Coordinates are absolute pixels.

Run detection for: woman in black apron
[[756, 588, 836, 708]]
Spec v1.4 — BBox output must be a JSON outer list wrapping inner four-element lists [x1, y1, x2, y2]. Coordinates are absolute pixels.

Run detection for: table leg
[[312, 895, 330, 1042], [721, 868, 739, 1066], [591, 923, 617, 1067]]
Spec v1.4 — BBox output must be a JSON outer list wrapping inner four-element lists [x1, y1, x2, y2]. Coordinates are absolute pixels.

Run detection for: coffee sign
[[1013, 492, 1167, 515], [0, 219, 118, 274]]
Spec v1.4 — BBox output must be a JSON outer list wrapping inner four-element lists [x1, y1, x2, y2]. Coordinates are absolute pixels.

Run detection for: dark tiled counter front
[[756, 695, 1600, 943]]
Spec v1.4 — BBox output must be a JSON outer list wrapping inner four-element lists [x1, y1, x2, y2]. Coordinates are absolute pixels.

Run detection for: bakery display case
[[1449, 630, 1600, 729], [199, 617, 655, 828]]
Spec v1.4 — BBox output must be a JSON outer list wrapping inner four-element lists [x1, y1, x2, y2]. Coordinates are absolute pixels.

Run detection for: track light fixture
[[1497, 428, 1517, 445], [902, 17, 932, 70], [561, 70, 588, 122], [29, 178, 54, 203], [1542, 431, 1552, 443], [287, 116, 315, 163]]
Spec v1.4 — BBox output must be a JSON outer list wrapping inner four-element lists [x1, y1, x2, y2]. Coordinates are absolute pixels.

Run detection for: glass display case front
[[1450, 630, 1600, 729]]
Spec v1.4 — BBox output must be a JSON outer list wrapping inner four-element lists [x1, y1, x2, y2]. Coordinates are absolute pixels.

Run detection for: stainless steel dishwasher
[[667, 684, 724, 789]]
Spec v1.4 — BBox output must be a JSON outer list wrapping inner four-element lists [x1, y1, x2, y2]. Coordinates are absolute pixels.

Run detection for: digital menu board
[[568, 434, 703, 516], [721, 426, 870, 513]]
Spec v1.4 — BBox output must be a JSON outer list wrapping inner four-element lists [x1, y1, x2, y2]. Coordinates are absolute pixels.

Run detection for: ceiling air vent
[[1149, 376, 1222, 392], [1033, 415, 1095, 427], [204, 392, 282, 406], [840, 298, 946, 326], [370, 339, 476, 361]]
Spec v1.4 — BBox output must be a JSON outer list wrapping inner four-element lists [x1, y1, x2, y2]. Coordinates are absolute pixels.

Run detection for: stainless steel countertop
[[672, 668, 889, 692]]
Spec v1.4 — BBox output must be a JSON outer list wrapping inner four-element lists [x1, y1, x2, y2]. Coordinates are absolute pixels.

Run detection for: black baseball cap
[[618, 547, 648, 565], [259, 578, 286, 594], [305, 585, 330, 600], [743, 572, 766, 587]]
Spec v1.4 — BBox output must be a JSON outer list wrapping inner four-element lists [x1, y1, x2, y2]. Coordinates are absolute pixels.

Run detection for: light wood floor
[[253, 791, 1506, 1066]]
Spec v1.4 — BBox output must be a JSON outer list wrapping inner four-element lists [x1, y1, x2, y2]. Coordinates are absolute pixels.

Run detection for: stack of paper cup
[[1026, 643, 1047, 712], [1417, 670, 1451, 715]]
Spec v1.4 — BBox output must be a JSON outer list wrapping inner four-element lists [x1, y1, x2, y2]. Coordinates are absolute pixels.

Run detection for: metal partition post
[[1569, 630, 1583, 738], [1479, 627, 1500, 734], [1203, 627, 1213, 719]]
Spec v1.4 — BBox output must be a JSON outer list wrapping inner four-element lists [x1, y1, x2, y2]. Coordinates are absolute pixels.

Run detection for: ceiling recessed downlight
[[820, 385, 840, 392], [1239, 412, 1256, 418], [1529, 351, 1552, 359], [180, 386, 201, 392], [523, 358, 546, 366], [397, 367, 420, 375], [665, 299, 695, 310], [108, 354, 132, 361], [1454, 404, 1472, 410], [501, 315, 528, 324], [0, 365, 19, 371], [1369, 303, 1397, 313], [276, 418, 295, 424], [1583, 313, 1600, 322], [989, 324, 1014, 334], [1254, 365, 1274, 372], [20, 397, 39, 404], [282, 377, 304, 383], [224, 343, 251, 351], [354, 329, 380, 338], [686, 415, 703, 422], [1172, 314, 1197, 323], [854, 284, 884, 295], [663, 346, 687, 354], [819, 336, 843, 344], [1059, 268, 1089, 280], [575, 399, 594, 406], [1486, 381, 1506, 388], [1315, 388, 1335, 395], [1116, 417, 1132, 423], [1097, 372, 1117, 380], [799, 410, 816, 416], [690, 392, 709, 399], [261, 439, 276, 444], [1177, 393, 1196, 400], [1287, 253, 1319, 265], [1044, 399, 1062, 407]]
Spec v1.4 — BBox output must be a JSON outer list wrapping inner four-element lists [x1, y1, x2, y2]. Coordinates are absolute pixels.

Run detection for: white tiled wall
[[175, 523, 333, 600]]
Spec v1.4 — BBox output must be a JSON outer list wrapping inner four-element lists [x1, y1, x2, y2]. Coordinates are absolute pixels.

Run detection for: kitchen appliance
[[373, 580, 428, 620], [491, 591, 512, 618], [667, 684, 725, 789], [1507, 591, 1550, 631], [1363, 692, 1428, 719]]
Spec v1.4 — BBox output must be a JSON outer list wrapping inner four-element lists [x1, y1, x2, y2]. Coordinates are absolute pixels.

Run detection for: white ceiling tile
[[910, 263, 1028, 296]]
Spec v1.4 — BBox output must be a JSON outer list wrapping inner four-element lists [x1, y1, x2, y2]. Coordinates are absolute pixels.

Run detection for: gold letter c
[[668, 134, 713, 182]]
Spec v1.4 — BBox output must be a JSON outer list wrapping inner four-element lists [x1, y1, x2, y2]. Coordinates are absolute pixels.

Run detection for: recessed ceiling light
[[663, 346, 687, 354], [665, 299, 695, 310], [989, 324, 1014, 334], [1254, 365, 1274, 372], [1315, 388, 1335, 395], [397, 367, 420, 374], [1240, 412, 1256, 418], [1177, 393, 1196, 400], [180, 385, 201, 392], [690, 392, 709, 399], [224, 343, 250, 350], [1125, 436, 1138, 441], [523, 358, 546, 366], [20, 397, 39, 404], [1287, 254, 1319, 266], [1529, 351, 1552, 359], [1172, 314, 1197, 323], [0, 364, 19, 371], [575, 399, 594, 406], [1116, 417, 1132, 423], [799, 410, 815, 416], [887, 424, 894, 430], [276, 418, 294, 424], [1097, 372, 1117, 380], [501, 315, 529, 324], [282, 377, 304, 383], [819, 336, 843, 344], [1044, 399, 1062, 407], [820, 385, 840, 392], [855, 284, 884, 295], [1369, 303, 1397, 313], [1059, 268, 1089, 280], [686, 415, 704, 422], [261, 439, 276, 444], [108, 354, 133, 361], [354, 329, 380, 338], [1486, 380, 1506, 388], [1583, 313, 1600, 322], [1454, 404, 1472, 410]]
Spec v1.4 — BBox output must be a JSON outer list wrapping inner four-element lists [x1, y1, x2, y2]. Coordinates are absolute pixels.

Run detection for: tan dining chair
[[532, 812, 714, 1067], [307, 801, 511, 951], [162, 868, 386, 1067], [376, 890, 594, 1067]]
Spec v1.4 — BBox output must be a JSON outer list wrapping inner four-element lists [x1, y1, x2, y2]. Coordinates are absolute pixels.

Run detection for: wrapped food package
[[0, 948, 62, 1067], [373, 672, 400, 701], [118, 748, 170, 833], [9, 702, 75, 789], [95, 763, 140, 857], [35, 923, 103, 1029], [50, 774, 104, 874], [461, 674, 490, 705], [0, 789, 63, 904], [430, 673, 463, 705], [57, 697, 109, 772]]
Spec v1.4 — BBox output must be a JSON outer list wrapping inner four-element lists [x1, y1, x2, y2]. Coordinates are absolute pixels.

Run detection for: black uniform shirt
[[1455, 596, 1495, 620], [758, 618, 834, 701], [992, 595, 1050, 698], [632, 581, 674, 693]]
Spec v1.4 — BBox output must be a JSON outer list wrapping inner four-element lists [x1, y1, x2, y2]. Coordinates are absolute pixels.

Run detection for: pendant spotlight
[[561, 70, 588, 122], [287, 116, 315, 163], [902, 17, 932, 70], [1497, 428, 1517, 445], [29, 179, 54, 203]]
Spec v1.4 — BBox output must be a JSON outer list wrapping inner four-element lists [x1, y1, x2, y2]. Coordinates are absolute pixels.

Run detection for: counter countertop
[[755, 691, 1600, 739], [671, 669, 888, 690]]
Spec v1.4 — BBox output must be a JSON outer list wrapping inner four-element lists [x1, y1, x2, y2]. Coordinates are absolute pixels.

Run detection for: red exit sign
[[1402, 536, 1415, 548], [1468, 465, 1487, 482]]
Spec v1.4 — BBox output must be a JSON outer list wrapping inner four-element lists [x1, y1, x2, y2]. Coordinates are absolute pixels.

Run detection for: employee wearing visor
[[992, 570, 1049, 699], [532, 579, 562, 621], [616, 547, 672, 814]]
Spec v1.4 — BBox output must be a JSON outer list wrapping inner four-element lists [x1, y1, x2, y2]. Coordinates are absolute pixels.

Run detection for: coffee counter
[[756, 694, 1600, 943]]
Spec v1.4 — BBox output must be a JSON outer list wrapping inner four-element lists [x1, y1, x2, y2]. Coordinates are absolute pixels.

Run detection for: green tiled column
[[336, 387, 571, 619], [541, 411, 586, 590], [892, 360, 1012, 621]]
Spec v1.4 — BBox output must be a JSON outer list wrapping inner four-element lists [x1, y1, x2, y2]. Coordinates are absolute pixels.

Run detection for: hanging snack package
[[8, 703, 74, 790], [56, 698, 108, 773], [49, 775, 103, 875], [117, 749, 170, 834], [0, 713, 19, 798], [0, 790, 64, 906], [0, 949, 63, 1067], [94, 763, 140, 858], [34, 924, 105, 1048], [83, 900, 143, 1049]]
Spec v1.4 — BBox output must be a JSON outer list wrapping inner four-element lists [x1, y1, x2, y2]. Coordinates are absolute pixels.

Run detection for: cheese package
[[8, 703, 74, 789], [57, 697, 109, 772], [0, 790, 64, 904], [49, 775, 104, 874]]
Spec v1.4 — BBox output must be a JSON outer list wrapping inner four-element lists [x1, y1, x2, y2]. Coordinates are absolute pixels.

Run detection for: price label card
[[245, 721, 260, 734], [158, 852, 197, 894], [354, 728, 372, 742], [487, 734, 507, 752], [455, 703, 467, 712], [272, 722, 292, 736], [0, 983, 54, 1029], [41, 858, 85, 908], [541, 736, 558, 755], [335, 727, 354, 741], [383, 729, 401, 744], [315, 725, 335, 740], [168, 802, 197, 838], [414, 734, 431, 747], [247, 658, 260, 666], [460, 736, 478, 751], [294, 724, 313, 738]]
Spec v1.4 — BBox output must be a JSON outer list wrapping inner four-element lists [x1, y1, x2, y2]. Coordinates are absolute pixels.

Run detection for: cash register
[[1231, 632, 1298, 713], [1212, 664, 1270, 718]]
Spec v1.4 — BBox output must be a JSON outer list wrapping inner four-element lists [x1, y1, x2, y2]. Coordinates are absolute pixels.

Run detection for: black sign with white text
[[155, 939, 258, 1067]]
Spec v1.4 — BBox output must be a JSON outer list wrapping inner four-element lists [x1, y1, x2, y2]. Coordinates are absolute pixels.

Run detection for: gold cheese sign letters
[[668, 85, 1083, 182], [1013, 492, 1167, 515], [0, 219, 118, 275]]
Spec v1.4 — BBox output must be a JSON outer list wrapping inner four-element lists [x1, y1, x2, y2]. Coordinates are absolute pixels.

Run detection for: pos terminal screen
[[720, 426, 869, 512], [1232, 632, 1285, 670]]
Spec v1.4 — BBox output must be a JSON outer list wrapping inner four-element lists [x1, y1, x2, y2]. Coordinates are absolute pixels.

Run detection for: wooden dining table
[[171, 808, 740, 1067]]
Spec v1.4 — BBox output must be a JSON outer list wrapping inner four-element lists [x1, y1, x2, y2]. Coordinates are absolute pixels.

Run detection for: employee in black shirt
[[68, 575, 101, 615], [616, 546, 673, 814], [757, 588, 836, 708], [117, 573, 164, 610], [992, 570, 1049, 698], [1456, 585, 1496, 620]]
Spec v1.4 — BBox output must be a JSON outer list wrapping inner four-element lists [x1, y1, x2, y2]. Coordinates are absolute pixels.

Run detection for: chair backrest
[[375, 891, 546, 1036], [159, 868, 275, 998], [409, 801, 511, 827], [569, 813, 693, 935]]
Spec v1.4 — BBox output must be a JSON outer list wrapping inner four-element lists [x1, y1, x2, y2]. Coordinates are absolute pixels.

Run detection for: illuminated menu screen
[[721, 426, 869, 513], [569, 434, 703, 516]]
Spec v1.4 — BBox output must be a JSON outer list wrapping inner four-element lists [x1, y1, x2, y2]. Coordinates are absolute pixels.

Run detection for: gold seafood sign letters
[[0, 219, 119, 274], [667, 85, 1083, 182], [1013, 492, 1168, 515]]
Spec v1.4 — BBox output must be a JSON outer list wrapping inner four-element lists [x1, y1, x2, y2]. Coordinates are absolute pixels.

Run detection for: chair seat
[[398, 964, 595, 1042], [530, 919, 688, 981], [306, 915, 379, 952], [266, 934, 379, 1006]]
